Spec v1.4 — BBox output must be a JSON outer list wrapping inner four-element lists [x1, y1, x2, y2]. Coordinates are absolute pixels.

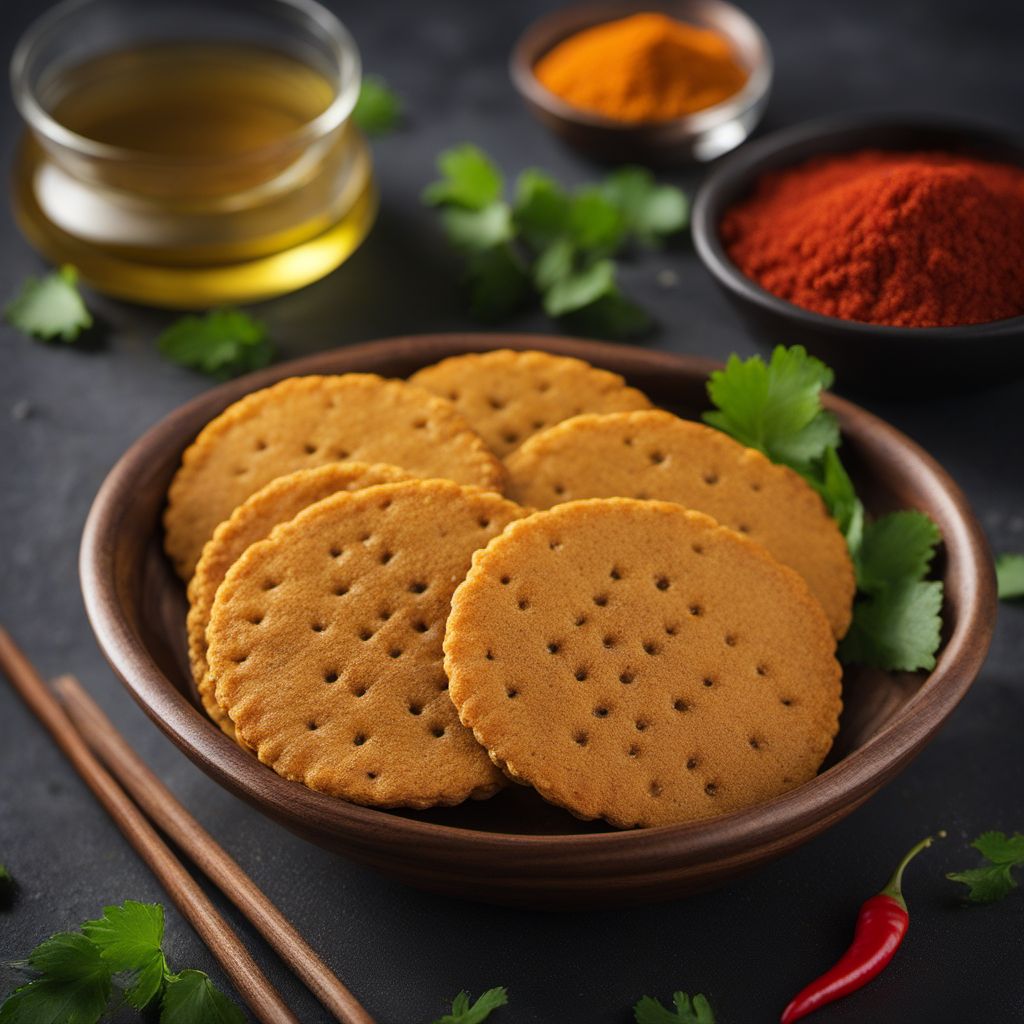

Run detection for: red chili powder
[[721, 150, 1024, 327]]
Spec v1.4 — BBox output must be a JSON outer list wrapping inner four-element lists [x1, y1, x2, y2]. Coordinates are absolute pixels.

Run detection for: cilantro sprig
[[5, 265, 92, 342], [0, 900, 243, 1024], [704, 345, 944, 672], [634, 991, 716, 1023], [353, 75, 403, 136], [431, 987, 508, 1023], [157, 309, 274, 379], [423, 144, 687, 335], [948, 831, 1024, 903], [995, 553, 1024, 600]]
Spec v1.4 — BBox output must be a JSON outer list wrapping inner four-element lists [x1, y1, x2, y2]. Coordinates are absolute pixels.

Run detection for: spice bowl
[[510, 0, 772, 164], [80, 333, 996, 908], [692, 113, 1024, 391]]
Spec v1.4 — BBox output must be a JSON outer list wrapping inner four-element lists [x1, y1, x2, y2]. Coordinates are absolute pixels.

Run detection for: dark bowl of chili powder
[[692, 113, 1024, 392]]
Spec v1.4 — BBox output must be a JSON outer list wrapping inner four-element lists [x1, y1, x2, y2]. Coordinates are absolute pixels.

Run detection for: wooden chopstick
[[53, 672, 376, 1024], [0, 627, 302, 1024]]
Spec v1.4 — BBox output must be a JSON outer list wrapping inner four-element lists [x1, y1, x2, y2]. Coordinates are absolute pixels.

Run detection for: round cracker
[[187, 461, 414, 737], [164, 374, 506, 579], [505, 410, 854, 637], [445, 499, 842, 829], [409, 349, 652, 457], [207, 479, 526, 808]]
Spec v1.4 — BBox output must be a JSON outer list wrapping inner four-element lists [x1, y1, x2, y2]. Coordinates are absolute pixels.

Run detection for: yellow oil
[[13, 43, 376, 306]]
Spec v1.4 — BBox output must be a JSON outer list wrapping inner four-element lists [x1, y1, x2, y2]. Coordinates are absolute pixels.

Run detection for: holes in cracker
[[329, 545, 342, 558], [574, 613, 588, 627], [378, 608, 392, 621], [517, 597, 530, 611], [484, 649, 495, 661], [500, 575, 511, 586], [335, 448, 351, 459], [619, 670, 635, 685], [477, 516, 491, 529], [609, 567, 623, 581], [573, 730, 588, 746], [602, 635, 617, 649], [749, 736, 763, 751], [552, 482, 565, 496], [750, 481, 762, 492], [323, 670, 339, 684], [333, 583, 350, 597], [504, 431, 520, 446], [307, 720, 319, 731], [649, 780, 663, 797], [487, 395, 506, 410], [780, 696, 796, 707], [703, 471, 719, 485], [702, 676, 715, 688], [232, 653, 248, 664], [574, 667, 589, 682], [756, 664, 769, 676], [643, 640, 660, 656], [506, 686, 519, 699], [379, 550, 393, 565], [379, 498, 393, 511], [549, 539, 563, 551], [737, 524, 751, 534], [388, 648, 403, 659], [358, 627, 374, 642], [686, 756, 699, 770], [412, 620, 430, 634], [537, 380, 551, 393], [547, 641, 561, 655], [664, 623, 678, 636], [593, 593, 609, 607], [447, 389, 460, 401], [724, 633, 738, 647], [691, 543, 704, 555], [649, 450, 666, 465], [531, 419, 545, 430], [254, 439, 267, 451], [262, 579, 279, 591], [248, 615, 263, 626], [704, 781, 718, 797], [655, 575, 671, 591], [673, 698, 690, 712], [353, 732, 367, 746], [430, 725, 445, 739], [351, 683, 368, 698], [303, 443, 318, 455], [593, 705, 610, 718], [366, 771, 378, 780], [412, 417, 428, 429], [635, 719, 649, 732], [689, 603, 703, 617], [408, 702, 423, 716], [628, 744, 640, 758]]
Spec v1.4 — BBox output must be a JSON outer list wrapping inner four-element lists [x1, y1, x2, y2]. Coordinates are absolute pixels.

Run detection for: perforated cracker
[[504, 410, 854, 637], [187, 461, 414, 736], [409, 349, 652, 457], [164, 374, 506, 579], [206, 479, 526, 808], [445, 498, 842, 829]]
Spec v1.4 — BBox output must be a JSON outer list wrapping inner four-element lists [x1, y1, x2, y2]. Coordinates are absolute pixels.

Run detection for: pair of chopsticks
[[0, 627, 376, 1024]]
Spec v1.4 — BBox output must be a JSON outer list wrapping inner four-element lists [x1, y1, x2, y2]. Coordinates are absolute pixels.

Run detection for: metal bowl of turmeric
[[510, 0, 772, 164], [692, 113, 1024, 392]]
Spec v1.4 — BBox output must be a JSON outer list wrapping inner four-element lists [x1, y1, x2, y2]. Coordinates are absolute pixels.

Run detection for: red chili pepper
[[780, 834, 941, 1023]]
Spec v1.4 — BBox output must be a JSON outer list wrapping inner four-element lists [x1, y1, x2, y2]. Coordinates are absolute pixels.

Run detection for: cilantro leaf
[[463, 245, 531, 321], [157, 309, 273, 379], [634, 991, 716, 1024], [564, 188, 625, 254], [813, 447, 864, 553], [82, 901, 167, 1009], [423, 145, 503, 210], [533, 238, 575, 292], [855, 510, 941, 592], [602, 167, 689, 246], [840, 580, 943, 671], [441, 203, 514, 251], [996, 553, 1024, 599], [432, 987, 508, 1024], [948, 831, 1024, 903], [5, 265, 93, 343], [160, 970, 244, 1024], [542, 259, 616, 317], [513, 169, 571, 250], [703, 346, 838, 470], [0, 932, 111, 1024], [352, 75, 402, 136]]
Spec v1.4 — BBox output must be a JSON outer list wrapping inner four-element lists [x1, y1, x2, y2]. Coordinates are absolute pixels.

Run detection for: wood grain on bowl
[[79, 334, 996, 908]]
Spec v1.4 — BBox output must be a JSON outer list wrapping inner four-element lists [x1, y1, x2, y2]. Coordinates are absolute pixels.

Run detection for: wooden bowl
[[80, 334, 996, 908], [691, 113, 1024, 390], [509, 0, 772, 164]]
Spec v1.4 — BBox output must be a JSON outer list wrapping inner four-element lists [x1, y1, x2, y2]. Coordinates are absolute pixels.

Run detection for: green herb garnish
[[996, 553, 1024, 600], [5, 265, 92, 342], [705, 345, 944, 671], [431, 987, 508, 1023], [423, 144, 687, 336], [0, 900, 243, 1024], [157, 309, 274, 379], [353, 75, 403, 136], [634, 991, 716, 1024], [948, 831, 1024, 903]]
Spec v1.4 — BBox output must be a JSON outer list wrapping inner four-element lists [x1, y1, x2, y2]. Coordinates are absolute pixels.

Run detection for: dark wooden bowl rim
[[80, 333, 995, 872]]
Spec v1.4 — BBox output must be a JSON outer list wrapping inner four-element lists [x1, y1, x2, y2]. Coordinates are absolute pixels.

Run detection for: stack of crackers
[[165, 350, 852, 829]]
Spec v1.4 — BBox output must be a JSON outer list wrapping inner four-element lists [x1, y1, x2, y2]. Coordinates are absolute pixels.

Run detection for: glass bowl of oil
[[10, 0, 377, 307]]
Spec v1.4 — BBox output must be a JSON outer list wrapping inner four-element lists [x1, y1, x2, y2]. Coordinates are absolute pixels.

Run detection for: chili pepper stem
[[880, 832, 944, 909]]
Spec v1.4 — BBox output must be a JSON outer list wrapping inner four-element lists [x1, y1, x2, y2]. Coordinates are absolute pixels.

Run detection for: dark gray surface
[[1, 1, 1023, 1021]]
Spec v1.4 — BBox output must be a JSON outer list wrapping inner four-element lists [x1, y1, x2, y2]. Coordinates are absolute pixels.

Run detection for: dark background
[[1, 1, 1022, 1021]]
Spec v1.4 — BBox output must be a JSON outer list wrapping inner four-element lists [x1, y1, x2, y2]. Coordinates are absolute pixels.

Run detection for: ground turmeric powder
[[534, 12, 748, 123]]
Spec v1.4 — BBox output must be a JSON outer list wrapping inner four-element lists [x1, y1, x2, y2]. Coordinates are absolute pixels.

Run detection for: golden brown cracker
[[206, 479, 526, 808], [445, 498, 842, 829], [164, 374, 506, 579], [409, 349, 652, 457], [505, 410, 854, 637], [187, 461, 414, 736]]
